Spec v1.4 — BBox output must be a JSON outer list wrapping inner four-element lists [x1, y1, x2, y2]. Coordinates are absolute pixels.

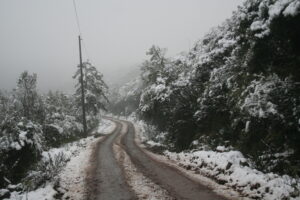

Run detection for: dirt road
[[86, 118, 226, 200], [85, 120, 137, 200]]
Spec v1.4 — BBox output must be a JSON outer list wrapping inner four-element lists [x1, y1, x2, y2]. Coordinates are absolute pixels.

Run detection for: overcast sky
[[0, 0, 242, 93]]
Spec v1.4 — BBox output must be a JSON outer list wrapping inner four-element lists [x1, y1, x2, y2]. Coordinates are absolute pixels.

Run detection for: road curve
[[85, 119, 137, 200], [120, 120, 226, 200]]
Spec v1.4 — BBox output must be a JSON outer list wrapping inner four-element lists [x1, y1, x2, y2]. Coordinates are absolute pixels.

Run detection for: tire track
[[120, 120, 227, 200], [85, 119, 137, 200], [113, 121, 174, 200]]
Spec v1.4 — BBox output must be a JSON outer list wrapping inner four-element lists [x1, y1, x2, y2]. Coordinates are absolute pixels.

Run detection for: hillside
[[110, 0, 300, 178]]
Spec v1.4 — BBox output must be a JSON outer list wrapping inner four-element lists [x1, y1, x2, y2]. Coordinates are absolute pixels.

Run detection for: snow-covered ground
[[164, 150, 300, 200], [4, 118, 115, 200], [8, 184, 57, 200], [124, 114, 300, 200], [95, 118, 116, 135]]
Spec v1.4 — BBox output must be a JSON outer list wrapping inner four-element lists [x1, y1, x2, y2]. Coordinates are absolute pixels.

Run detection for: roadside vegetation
[[0, 62, 108, 198], [109, 0, 300, 178]]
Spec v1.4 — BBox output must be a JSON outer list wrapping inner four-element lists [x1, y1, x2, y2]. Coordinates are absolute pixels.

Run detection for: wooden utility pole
[[78, 35, 87, 136]]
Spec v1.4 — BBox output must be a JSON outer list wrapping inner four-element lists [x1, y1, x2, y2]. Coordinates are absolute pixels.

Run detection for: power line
[[72, 0, 91, 61], [72, 0, 82, 36]]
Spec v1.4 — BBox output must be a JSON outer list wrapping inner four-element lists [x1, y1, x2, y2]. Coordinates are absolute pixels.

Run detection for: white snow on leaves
[[128, 114, 300, 200], [1, 121, 44, 152], [249, 0, 300, 38], [240, 74, 281, 118], [165, 150, 300, 200], [4, 119, 115, 200], [9, 185, 57, 200]]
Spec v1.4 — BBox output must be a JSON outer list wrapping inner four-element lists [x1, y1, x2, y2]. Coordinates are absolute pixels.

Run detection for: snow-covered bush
[[43, 91, 83, 147], [0, 119, 44, 188], [23, 152, 68, 190], [165, 149, 300, 200], [73, 61, 108, 133], [0, 71, 89, 190], [111, 0, 300, 177], [109, 77, 144, 115]]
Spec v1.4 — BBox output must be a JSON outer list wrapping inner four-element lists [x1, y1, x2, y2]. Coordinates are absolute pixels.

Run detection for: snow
[[114, 144, 172, 200], [9, 185, 57, 200], [3, 118, 115, 200], [245, 121, 250, 133], [5, 123, 41, 151], [129, 118, 242, 200], [147, 81, 172, 102], [146, 140, 163, 147], [113, 121, 172, 200], [122, 114, 167, 146], [10, 142, 21, 150], [216, 146, 226, 152], [250, 20, 267, 31], [0, 189, 9, 197], [192, 140, 199, 146], [247, 0, 300, 38], [164, 150, 300, 200], [95, 118, 115, 134], [48, 124, 63, 134], [283, 0, 300, 16], [118, 77, 143, 101], [109, 0, 299, 197], [217, 37, 236, 49], [172, 71, 190, 88], [18, 131, 27, 141], [268, 0, 293, 19], [5, 137, 96, 200], [58, 136, 97, 200], [241, 75, 280, 118], [128, 115, 300, 200]]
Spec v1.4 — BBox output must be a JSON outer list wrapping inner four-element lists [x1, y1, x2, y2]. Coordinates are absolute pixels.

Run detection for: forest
[[0, 62, 108, 191], [110, 0, 300, 177], [1, 0, 300, 199]]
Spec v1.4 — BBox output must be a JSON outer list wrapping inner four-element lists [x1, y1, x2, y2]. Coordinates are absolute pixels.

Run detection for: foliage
[[73, 61, 108, 130], [110, 0, 300, 176], [0, 71, 85, 189], [15, 71, 45, 123], [23, 152, 68, 191], [108, 78, 143, 116], [43, 91, 83, 147], [0, 118, 44, 188]]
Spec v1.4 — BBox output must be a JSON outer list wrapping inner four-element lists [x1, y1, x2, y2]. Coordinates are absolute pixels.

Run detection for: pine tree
[[73, 61, 108, 119], [141, 45, 168, 85], [14, 71, 45, 122]]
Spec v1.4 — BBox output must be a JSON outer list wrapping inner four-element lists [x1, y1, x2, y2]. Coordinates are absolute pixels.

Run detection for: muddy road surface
[[85, 117, 226, 200], [85, 119, 137, 200]]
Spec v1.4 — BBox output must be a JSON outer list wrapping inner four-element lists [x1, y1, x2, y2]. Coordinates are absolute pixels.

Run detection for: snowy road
[[85, 119, 137, 200], [86, 117, 226, 200]]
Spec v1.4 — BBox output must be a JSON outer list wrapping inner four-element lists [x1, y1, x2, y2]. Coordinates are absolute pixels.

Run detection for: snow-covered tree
[[141, 45, 168, 85], [16, 71, 37, 117], [43, 91, 83, 147], [111, 0, 300, 176], [73, 61, 108, 119], [0, 72, 87, 189], [14, 71, 45, 123]]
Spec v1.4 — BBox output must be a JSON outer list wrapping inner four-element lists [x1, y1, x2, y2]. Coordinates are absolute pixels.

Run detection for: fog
[[0, 0, 242, 93]]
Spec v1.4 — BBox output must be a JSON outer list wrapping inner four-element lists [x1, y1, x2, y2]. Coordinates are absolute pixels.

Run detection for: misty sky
[[0, 0, 242, 93]]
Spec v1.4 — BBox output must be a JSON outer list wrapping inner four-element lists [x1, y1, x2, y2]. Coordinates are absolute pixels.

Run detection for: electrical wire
[[72, 0, 82, 35], [72, 0, 91, 61]]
